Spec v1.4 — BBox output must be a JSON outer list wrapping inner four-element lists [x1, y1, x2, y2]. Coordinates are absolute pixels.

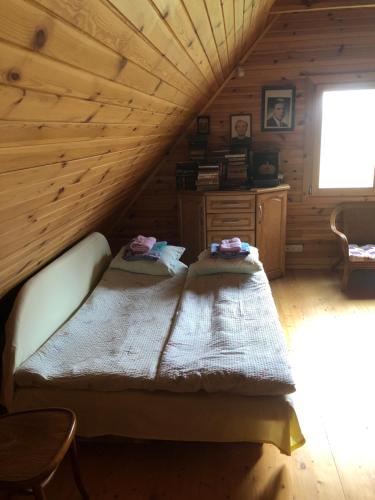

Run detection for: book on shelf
[[197, 173, 219, 179], [197, 181, 219, 186], [226, 165, 247, 173], [197, 164, 220, 172], [208, 149, 230, 159], [222, 149, 249, 187], [226, 173, 247, 180], [197, 164, 220, 169], [225, 153, 247, 159], [196, 163, 220, 191], [197, 178, 219, 182], [176, 161, 198, 191]]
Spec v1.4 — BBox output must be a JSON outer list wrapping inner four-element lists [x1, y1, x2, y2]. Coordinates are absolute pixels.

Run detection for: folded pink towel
[[219, 237, 242, 253], [130, 235, 156, 254]]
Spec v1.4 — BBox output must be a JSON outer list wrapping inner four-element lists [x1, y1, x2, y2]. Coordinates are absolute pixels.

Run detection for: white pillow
[[109, 245, 187, 276], [190, 247, 263, 276]]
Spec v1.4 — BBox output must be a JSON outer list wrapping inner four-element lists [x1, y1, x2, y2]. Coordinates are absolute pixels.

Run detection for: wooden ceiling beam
[[270, 0, 375, 14]]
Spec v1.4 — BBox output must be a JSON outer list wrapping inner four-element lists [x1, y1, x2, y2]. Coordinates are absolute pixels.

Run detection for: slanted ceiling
[[0, 0, 275, 298]]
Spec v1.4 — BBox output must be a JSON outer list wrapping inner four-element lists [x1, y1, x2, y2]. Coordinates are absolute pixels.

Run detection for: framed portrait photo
[[262, 86, 296, 132], [230, 114, 252, 145], [197, 115, 210, 135]]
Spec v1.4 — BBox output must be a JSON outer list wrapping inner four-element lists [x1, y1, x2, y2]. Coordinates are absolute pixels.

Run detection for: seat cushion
[[348, 244, 375, 262]]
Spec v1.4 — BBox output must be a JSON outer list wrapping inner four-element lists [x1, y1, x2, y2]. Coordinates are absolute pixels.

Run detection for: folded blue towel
[[123, 241, 168, 261], [210, 242, 251, 259]]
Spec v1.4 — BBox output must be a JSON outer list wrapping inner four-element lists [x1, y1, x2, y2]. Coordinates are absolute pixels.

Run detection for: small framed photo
[[230, 114, 252, 145], [262, 86, 296, 132], [197, 115, 210, 135]]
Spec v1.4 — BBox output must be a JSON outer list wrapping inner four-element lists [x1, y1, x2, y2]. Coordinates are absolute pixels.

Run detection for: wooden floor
[[4, 270, 375, 500]]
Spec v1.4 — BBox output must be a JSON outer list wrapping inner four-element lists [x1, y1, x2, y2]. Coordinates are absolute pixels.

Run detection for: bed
[[1, 233, 304, 455]]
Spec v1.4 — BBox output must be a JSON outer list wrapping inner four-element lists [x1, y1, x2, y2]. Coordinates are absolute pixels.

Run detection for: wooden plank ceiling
[[0, 0, 276, 298]]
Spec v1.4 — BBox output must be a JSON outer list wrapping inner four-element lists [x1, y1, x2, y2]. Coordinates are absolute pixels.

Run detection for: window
[[311, 84, 375, 195]]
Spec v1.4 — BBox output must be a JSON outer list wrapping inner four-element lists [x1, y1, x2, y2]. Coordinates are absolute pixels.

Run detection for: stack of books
[[224, 153, 249, 187], [176, 161, 198, 191], [196, 165, 220, 191], [206, 148, 229, 184], [207, 148, 230, 163], [189, 136, 208, 162]]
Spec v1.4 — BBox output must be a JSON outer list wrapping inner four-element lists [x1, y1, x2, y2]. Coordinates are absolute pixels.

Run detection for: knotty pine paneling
[[117, 7, 375, 269], [0, 0, 274, 298]]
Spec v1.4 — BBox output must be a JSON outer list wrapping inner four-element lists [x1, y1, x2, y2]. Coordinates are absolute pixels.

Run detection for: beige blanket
[[16, 269, 294, 397], [15, 269, 186, 391], [157, 271, 295, 396]]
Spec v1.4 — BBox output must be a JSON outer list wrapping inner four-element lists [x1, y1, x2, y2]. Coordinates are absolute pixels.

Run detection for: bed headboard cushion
[[1, 232, 111, 408]]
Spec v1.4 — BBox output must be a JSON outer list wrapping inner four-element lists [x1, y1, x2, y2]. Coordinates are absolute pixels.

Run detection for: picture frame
[[261, 86, 296, 132], [230, 114, 252, 146], [197, 115, 210, 135]]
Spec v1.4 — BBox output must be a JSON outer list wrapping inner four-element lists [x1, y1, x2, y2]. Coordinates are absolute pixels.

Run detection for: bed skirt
[[13, 388, 304, 455]]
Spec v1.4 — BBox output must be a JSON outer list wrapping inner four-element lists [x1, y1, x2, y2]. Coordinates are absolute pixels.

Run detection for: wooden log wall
[[0, 0, 275, 299], [117, 7, 375, 269]]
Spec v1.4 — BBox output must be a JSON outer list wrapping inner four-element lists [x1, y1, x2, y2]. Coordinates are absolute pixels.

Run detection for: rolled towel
[[211, 242, 251, 259], [123, 241, 167, 262], [129, 235, 156, 254], [219, 237, 242, 253]]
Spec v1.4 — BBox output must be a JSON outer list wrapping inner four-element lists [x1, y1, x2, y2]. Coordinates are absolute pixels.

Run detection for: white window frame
[[310, 81, 375, 197]]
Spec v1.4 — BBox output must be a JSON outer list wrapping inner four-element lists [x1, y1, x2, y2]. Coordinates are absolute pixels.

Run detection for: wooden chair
[[0, 408, 89, 500], [330, 202, 375, 291]]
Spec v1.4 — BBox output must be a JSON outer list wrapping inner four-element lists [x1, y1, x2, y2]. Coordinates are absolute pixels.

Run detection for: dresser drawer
[[207, 230, 255, 246], [206, 194, 255, 213], [206, 212, 255, 230]]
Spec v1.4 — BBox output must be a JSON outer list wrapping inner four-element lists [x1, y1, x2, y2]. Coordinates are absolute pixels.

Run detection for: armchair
[[330, 202, 375, 291]]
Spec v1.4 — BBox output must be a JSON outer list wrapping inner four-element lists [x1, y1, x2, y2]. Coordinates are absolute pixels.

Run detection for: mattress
[[157, 270, 295, 396], [15, 268, 187, 391], [16, 268, 294, 398]]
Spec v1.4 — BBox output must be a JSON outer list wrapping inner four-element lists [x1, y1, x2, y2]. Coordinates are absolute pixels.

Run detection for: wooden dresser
[[178, 185, 289, 280]]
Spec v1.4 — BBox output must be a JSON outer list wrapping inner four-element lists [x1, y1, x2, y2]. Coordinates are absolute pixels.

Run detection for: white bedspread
[[15, 269, 186, 391], [156, 271, 295, 396], [16, 269, 295, 397]]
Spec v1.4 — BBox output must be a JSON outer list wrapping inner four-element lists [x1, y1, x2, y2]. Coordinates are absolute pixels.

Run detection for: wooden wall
[[0, 0, 275, 298], [117, 6, 375, 269]]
